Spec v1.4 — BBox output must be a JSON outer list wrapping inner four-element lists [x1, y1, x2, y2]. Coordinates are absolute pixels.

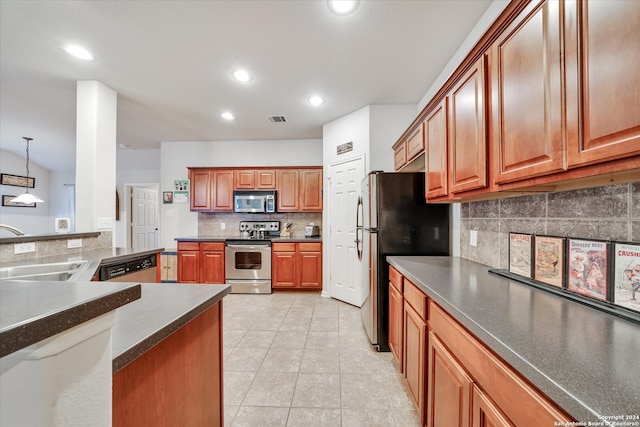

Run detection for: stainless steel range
[[225, 221, 280, 294]]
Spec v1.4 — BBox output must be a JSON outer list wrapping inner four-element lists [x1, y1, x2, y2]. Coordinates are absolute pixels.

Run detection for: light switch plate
[[470, 230, 478, 247], [97, 216, 113, 229], [220, 223, 226, 230], [14, 242, 36, 254]]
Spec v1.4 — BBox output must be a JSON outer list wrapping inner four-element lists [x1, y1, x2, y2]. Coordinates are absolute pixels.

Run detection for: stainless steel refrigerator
[[357, 171, 450, 351]]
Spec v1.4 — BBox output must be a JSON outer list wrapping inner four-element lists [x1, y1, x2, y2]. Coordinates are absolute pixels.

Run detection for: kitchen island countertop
[[387, 256, 640, 423], [111, 282, 231, 373]]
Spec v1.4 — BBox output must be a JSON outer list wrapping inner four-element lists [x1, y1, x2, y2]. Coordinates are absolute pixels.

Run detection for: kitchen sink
[[0, 260, 89, 281]]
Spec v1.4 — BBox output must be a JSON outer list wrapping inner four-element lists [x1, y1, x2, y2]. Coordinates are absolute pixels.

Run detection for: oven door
[[225, 241, 272, 280]]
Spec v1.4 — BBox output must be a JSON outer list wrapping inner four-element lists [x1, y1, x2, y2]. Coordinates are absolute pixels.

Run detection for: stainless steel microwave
[[233, 190, 276, 213]]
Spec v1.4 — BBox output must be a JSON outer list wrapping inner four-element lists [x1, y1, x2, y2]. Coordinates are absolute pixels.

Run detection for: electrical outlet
[[220, 222, 226, 230], [67, 239, 83, 249], [97, 216, 113, 229], [470, 230, 478, 247], [14, 242, 36, 254]]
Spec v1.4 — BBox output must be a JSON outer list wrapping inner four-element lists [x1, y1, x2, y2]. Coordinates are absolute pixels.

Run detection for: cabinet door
[[189, 170, 212, 211], [388, 280, 404, 371], [212, 170, 234, 212], [404, 302, 427, 423], [472, 385, 515, 427], [276, 169, 300, 211], [160, 253, 177, 282], [297, 249, 322, 288], [490, 0, 566, 184], [448, 57, 488, 194], [426, 332, 472, 427], [201, 251, 225, 284], [235, 170, 255, 189], [394, 142, 407, 171], [565, 0, 640, 167], [272, 251, 297, 288], [177, 251, 200, 283], [256, 170, 276, 189], [406, 123, 425, 161], [300, 169, 323, 212], [425, 100, 449, 199]]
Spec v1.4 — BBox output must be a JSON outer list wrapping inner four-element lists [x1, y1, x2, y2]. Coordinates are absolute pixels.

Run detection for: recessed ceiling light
[[308, 95, 325, 106], [63, 44, 94, 61], [232, 69, 253, 83], [221, 112, 235, 120], [328, 0, 358, 15]]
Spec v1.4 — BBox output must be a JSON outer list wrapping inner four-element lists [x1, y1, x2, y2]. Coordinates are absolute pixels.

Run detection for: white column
[[75, 81, 117, 242]]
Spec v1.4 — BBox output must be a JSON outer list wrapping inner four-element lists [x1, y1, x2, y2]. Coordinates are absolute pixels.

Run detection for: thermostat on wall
[[55, 217, 70, 233]]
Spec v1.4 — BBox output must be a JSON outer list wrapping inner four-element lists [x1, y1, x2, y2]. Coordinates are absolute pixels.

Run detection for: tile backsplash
[[0, 232, 112, 263], [199, 212, 322, 238], [460, 183, 639, 269]]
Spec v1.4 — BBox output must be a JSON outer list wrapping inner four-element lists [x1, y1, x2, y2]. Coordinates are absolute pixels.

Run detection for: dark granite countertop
[[112, 283, 231, 373], [0, 281, 141, 358], [386, 256, 640, 423], [175, 235, 321, 243]]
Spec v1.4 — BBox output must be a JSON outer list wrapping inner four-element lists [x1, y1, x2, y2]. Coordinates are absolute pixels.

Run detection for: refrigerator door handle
[[355, 195, 363, 261]]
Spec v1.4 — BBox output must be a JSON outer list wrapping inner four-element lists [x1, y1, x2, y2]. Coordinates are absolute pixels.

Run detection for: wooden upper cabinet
[[490, 0, 566, 185], [425, 100, 449, 200], [406, 123, 425, 161], [448, 57, 488, 194], [394, 141, 407, 171], [189, 169, 212, 211], [256, 170, 276, 189], [276, 169, 300, 211], [235, 170, 255, 189], [300, 169, 323, 212], [212, 170, 234, 211], [565, 0, 640, 167], [235, 169, 276, 189]]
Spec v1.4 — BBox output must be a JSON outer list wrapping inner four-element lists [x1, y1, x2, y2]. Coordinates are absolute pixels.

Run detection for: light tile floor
[[223, 292, 420, 427]]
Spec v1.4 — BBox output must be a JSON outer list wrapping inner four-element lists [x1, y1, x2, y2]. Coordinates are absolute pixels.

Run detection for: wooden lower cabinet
[[388, 269, 404, 370], [404, 300, 427, 424], [427, 332, 472, 427], [113, 302, 223, 426], [429, 301, 573, 426], [178, 241, 225, 284], [272, 242, 322, 290], [472, 385, 515, 427]]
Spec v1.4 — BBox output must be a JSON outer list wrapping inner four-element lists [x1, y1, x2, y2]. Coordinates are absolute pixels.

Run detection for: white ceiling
[[0, 0, 494, 172]]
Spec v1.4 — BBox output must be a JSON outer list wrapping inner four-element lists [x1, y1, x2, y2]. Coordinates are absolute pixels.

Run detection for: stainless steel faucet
[[0, 224, 25, 236]]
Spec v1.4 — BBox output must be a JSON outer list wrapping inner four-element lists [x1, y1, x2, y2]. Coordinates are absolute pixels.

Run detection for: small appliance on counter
[[281, 222, 293, 238], [304, 223, 320, 237]]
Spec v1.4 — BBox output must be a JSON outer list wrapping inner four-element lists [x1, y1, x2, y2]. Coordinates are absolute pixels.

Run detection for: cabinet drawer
[[273, 242, 296, 252], [298, 242, 321, 252], [177, 242, 200, 251], [404, 279, 427, 321], [201, 242, 225, 251], [389, 266, 403, 292]]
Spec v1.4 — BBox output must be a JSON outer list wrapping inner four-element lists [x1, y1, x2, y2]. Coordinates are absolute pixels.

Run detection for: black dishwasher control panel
[[98, 254, 157, 281]]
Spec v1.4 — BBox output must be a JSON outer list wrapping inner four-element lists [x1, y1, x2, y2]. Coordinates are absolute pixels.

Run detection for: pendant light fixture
[[10, 137, 44, 205]]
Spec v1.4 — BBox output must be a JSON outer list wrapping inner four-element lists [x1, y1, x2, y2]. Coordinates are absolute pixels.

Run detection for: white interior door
[[130, 186, 159, 250], [328, 156, 364, 306]]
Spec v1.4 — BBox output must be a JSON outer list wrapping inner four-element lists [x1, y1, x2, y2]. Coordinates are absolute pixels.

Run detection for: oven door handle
[[226, 244, 271, 249]]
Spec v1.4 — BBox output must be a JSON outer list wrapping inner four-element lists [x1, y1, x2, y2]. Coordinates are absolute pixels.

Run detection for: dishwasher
[[98, 253, 158, 282]]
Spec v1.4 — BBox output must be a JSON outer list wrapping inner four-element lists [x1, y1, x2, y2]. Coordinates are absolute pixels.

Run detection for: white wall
[[115, 149, 161, 248], [369, 105, 416, 172], [159, 139, 322, 248], [0, 149, 52, 235], [323, 106, 371, 170]]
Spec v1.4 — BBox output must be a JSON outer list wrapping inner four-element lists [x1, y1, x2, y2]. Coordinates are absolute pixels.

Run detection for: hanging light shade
[[10, 137, 44, 205]]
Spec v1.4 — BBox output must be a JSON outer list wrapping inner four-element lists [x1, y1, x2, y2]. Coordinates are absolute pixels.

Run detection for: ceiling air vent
[[266, 115, 287, 123]]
